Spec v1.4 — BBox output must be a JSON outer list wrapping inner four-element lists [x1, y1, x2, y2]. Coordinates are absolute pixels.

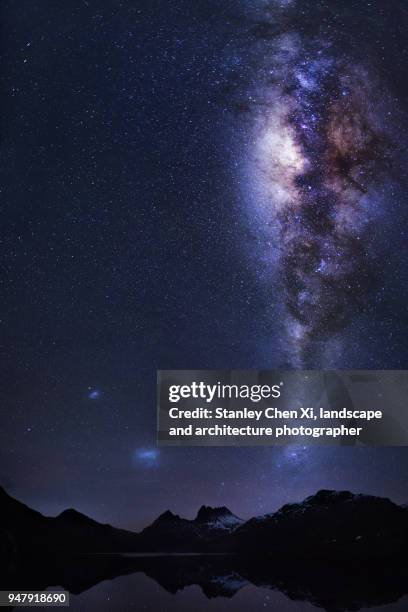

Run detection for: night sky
[[1, 0, 408, 531]]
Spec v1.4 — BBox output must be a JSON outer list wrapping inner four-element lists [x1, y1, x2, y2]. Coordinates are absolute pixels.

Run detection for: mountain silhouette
[[137, 504, 243, 551], [195, 505, 243, 529], [0, 486, 140, 557], [2, 486, 408, 611], [234, 489, 408, 559], [1, 485, 407, 559]]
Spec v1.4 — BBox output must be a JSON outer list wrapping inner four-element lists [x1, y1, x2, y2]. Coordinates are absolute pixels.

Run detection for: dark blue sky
[[1, 0, 408, 530]]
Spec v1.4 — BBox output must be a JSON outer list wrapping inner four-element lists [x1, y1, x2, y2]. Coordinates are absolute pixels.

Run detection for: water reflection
[[4, 554, 408, 611]]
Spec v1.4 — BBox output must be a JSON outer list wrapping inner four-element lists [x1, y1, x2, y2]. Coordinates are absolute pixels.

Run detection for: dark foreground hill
[[0, 486, 140, 557], [1, 486, 408, 560]]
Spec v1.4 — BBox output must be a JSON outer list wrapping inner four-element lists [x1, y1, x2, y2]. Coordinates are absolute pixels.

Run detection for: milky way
[[242, 1, 401, 366]]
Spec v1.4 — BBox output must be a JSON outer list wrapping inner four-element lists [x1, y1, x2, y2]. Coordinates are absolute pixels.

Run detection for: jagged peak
[[195, 506, 243, 529], [196, 505, 234, 521], [304, 489, 394, 506], [310, 489, 354, 502], [250, 490, 399, 525], [153, 509, 182, 523]]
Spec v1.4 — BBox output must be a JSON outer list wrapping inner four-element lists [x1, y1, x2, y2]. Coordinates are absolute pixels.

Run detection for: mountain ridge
[[1, 486, 407, 558]]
